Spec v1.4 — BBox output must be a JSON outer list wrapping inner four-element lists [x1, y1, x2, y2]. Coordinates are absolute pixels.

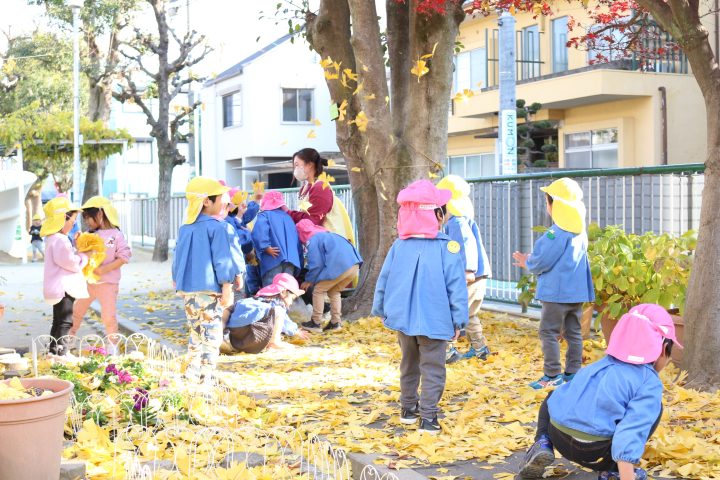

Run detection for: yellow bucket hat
[[436, 175, 474, 218], [184, 176, 230, 224], [540, 178, 586, 234], [40, 196, 80, 237], [81, 196, 120, 228]]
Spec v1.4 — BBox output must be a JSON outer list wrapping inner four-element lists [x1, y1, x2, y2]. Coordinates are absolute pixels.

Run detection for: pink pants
[[71, 282, 120, 338]]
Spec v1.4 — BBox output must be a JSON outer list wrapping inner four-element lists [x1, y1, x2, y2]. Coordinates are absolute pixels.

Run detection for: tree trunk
[[153, 146, 174, 262]]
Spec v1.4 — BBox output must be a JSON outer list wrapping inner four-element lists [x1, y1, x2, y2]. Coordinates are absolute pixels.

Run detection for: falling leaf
[[320, 56, 334, 69], [317, 172, 335, 189], [349, 111, 369, 132], [327, 159, 336, 167], [312, 118, 322, 126], [337, 99, 348, 122], [420, 42, 439, 59], [428, 171, 439, 179], [353, 82, 364, 96], [364, 93, 376, 101], [351, 167, 362, 172], [307, 129, 317, 139], [280, 140, 288, 145], [385, 96, 390, 105], [411, 59, 430, 81], [324, 70, 339, 80]]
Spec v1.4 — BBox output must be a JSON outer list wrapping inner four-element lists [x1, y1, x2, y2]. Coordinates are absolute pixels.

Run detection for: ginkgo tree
[[281, 0, 720, 389]]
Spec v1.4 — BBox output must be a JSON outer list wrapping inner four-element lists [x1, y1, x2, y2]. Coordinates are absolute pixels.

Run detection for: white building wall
[[200, 38, 339, 190]]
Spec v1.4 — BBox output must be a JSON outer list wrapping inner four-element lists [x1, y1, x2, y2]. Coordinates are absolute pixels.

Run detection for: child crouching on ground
[[372, 180, 468, 435], [221, 273, 310, 353], [172, 177, 240, 382], [512, 178, 594, 389], [296, 219, 362, 333], [519, 304, 681, 480]]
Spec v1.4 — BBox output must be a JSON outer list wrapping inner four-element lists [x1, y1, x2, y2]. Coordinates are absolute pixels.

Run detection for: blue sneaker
[[529, 374, 563, 390], [598, 468, 647, 480], [563, 372, 576, 383], [518, 434, 555, 478], [445, 347, 462, 364], [461, 345, 491, 360]]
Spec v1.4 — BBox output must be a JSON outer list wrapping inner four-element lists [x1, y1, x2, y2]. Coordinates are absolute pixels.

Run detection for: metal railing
[[112, 163, 705, 304]]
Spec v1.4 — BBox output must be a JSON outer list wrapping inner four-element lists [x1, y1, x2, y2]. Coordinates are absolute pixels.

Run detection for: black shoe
[[302, 320, 323, 333], [323, 321, 341, 332], [400, 403, 420, 424], [419, 417, 441, 435], [323, 302, 331, 314]]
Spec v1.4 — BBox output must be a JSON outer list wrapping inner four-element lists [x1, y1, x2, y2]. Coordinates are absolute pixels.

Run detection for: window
[[453, 48, 487, 92], [127, 140, 154, 164], [282, 88, 313, 122], [222, 91, 242, 128], [565, 128, 618, 169], [520, 25, 541, 79], [447, 153, 496, 179], [587, 26, 626, 63], [552, 17, 569, 73]]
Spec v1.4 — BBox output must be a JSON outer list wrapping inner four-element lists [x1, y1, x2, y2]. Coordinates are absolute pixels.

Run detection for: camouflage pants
[[183, 293, 224, 380]]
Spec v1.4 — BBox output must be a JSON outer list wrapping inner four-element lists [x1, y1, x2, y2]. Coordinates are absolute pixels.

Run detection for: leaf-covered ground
[[218, 314, 720, 479]]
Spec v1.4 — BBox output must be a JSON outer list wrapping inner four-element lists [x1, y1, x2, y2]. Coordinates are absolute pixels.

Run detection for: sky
[[0, 0, 384, 76]]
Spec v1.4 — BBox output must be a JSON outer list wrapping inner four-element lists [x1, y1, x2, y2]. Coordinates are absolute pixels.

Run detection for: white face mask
[[293, 166, 308, 182]]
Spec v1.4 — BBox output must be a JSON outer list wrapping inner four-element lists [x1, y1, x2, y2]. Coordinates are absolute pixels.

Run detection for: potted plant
[[517, 224, 695, 355]]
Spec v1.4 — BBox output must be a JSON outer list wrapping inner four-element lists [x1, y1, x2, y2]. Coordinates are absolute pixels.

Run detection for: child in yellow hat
[[512, 178, 594, 389], [172, 177, 241, 382], [28, 213, 44, 262], [70, 196, 132, 354], [41, 196, 91, 355]]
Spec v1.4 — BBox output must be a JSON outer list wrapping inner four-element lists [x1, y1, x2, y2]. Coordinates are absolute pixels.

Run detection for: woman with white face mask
[[285, 148, 334, 226]]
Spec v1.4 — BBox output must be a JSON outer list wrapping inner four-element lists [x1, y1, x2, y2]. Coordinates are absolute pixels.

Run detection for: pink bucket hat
[[260, 191, 287, 211], [606, 303, 683, 365], [256, 273, 305, 297], [396, 180, 452, 240], [296, 219, 327, 244]]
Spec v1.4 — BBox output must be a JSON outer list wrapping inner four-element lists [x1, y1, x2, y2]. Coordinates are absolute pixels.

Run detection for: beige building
[[447, 2, 717, 177]]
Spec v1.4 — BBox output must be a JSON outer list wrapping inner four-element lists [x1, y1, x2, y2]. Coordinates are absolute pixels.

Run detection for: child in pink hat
[[372, 180, 468, 435], [519, 303, 682, 480], [221, 273, 311, 353], [251, 191, 303, 287]]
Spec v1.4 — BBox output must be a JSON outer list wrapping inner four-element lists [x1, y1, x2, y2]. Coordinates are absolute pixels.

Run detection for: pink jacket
[[94, 229, 132, 284], [43, 234, 89, 304]]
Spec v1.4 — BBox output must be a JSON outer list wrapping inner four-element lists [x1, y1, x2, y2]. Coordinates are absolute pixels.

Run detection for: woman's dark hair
[[293, 148, 328, 176], [662, 338, 674, 358], [545, 193, 554, 205]]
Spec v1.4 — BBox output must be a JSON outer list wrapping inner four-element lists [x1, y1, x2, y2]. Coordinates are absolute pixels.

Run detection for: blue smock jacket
[[305, 232, 363, 284], [444, 215, 491, 278], [242, 201, 260, 227], [371, 234, 469, 340], [251, 210, 303, 276], [548, 355, 663, 464], [224, 217, 246, 275], [526, 224, 594, 303], [227, 215, 254, 254], [227, 297, 298, 336], [245, 264, 262, 296], [172, 214, 240, 293]]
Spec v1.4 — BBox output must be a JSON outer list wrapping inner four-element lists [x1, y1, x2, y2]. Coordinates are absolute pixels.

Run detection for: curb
[[88, 300, 182, 353]]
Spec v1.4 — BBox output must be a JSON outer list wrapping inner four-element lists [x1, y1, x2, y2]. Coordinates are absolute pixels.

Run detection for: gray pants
[[539, 301, 583, 377], [397, 332, 447, 419], [261, 262, 295, 287]]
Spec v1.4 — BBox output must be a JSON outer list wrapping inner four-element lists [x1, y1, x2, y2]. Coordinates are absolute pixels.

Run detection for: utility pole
[[498, 10, 517, 175], [69, 0, 83, 201]]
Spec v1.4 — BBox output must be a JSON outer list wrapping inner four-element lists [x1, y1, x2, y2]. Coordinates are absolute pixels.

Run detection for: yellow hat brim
[[551, 198, 586, 234], [447, 196, 474, 218], [40, 214, 67, 237]]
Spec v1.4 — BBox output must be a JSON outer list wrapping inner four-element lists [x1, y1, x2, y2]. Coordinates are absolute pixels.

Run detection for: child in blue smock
[[519, 304, 681, 480], [437, 175, 493, 363], [512, 178, 594, 389], [372, 180, 468, 435], [172, 177, 240, 382], [221, 273, 310, 354], [217, 188, 247, 302], [296, 219, 362, 333], [251, 191, 303, 287]]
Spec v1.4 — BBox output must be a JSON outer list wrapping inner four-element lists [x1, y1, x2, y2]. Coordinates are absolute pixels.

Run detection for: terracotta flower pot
[[0, 378, 73, 480], [580, 304, 595, 339], [668, 313, 684, 365], [599, 310, 618, 344]]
